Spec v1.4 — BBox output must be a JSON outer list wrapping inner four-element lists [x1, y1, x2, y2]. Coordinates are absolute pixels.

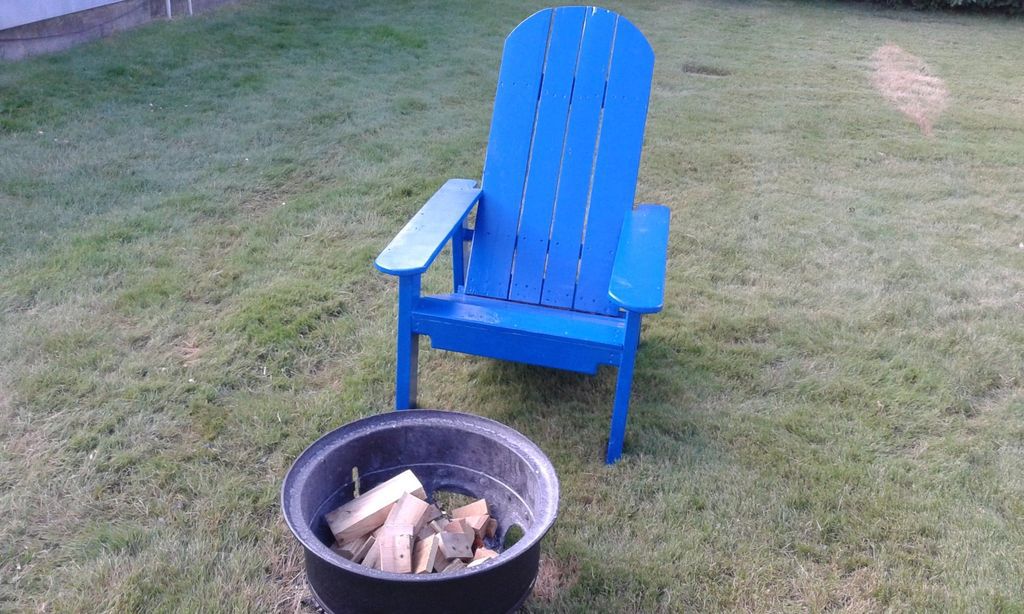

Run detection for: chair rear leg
[[395, 275, 421, 410], [396, 331, 419, 409], [606, 311, 643, 463]]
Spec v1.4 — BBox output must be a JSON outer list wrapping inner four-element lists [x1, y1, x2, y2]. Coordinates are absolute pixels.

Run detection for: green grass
[[2, 0, 1023, 610]]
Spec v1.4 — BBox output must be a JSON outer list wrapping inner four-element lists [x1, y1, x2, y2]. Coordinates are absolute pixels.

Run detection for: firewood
[[412, 534, 440, 574], [379, 524, 414, 573], [441, 558, 466, 573], [438, 531, 474, 561], [334, 535, 369, 560], [325, 470, 425, 542], [419, 504, 442, 526], [473, 547, 498, 561], [445, 518, 476, 542], [385, 493, 430, 531], [451, 498, 487, 519], [360, 540, 380, 569], [415, 523, 435, 541], [349, 535, 375, 563], [463, 514, 489, 537], [484, 517, 498, 538]]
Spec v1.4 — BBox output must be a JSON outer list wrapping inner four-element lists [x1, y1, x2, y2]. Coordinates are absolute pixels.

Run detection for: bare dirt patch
[[532, 555, 580, 603], [870, 44, 949, 135]]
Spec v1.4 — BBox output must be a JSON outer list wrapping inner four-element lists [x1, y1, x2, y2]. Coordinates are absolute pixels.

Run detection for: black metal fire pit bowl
[[281, 410, 560, 614]]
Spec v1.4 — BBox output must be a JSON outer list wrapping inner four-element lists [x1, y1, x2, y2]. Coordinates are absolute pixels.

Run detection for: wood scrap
[[325, 469, 425, 542], [322, 470, 501, 575], [379, 524, 414, 573], [438, 531, 474, 561], [451, 498, 487, 519], [412, 534, 440, 574]]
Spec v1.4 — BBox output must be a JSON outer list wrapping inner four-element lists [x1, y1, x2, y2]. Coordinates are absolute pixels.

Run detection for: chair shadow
[[450, 332, 715, 463]]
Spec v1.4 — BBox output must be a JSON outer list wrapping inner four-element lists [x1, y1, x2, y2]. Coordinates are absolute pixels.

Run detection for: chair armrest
[[608, 204, 671, 314], [374, 179, 482, 276]]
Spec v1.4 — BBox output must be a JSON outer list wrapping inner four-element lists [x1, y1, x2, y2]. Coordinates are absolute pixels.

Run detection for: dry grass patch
[[531, 555, 580, 604], [870, 44, 949, 135]]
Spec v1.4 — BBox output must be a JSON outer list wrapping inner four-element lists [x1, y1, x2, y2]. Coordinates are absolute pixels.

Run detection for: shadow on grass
[[458, 331, 722, 464]]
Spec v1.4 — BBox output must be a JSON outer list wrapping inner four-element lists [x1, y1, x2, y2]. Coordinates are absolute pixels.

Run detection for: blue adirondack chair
[[374, 6, 670, 464]]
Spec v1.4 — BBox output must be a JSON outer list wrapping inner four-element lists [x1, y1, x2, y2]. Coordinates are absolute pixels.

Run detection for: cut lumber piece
[[433, 551, 449, 573], [466, 557, 488, 568], [416, 523, 436, 541], [485, 517, 498, 538], [385, 493, 431, 531], [445, 518, 476, 541], [379, 524, 415, 573], [463, 514, 489, 537], [350, 535, 376, 563], [413, 534, 441, 574], [444, 518, 466, 533], [335, 535, 369, 560], [419, 504, 442, 527], [430, 518, 448, 533], [361, 540, 380, 569], [325, 470, 425, 542], [473, 547, 498, 561], [438, 531, 474, 561], [451, 498, 488, 519], [442, 558, 466, 573]]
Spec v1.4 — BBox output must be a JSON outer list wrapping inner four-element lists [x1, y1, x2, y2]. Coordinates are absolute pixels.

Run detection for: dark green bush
[[867, 0, 1024, 10]]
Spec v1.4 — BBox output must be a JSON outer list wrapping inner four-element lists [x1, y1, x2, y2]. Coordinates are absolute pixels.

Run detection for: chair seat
[[412, 293, 626, 374]]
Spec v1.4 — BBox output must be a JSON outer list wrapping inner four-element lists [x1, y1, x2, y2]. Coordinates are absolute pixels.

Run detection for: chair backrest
[[464, 6, 654, 316]]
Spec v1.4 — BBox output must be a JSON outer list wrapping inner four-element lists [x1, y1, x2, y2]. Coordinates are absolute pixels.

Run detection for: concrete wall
[[1, 0, 125, 30], [0, 0, 238, 61]]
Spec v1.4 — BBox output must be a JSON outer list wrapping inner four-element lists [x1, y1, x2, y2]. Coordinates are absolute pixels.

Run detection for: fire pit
[[281, 410, 560, 613]]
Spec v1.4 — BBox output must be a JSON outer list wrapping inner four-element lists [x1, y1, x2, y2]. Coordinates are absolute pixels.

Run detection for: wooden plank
[[351, 535, 375, 564], [463, 514, 489, 538], [573, 17, 655, 315], [438, 531, 474, 561], [379, 525, 414, 573], [467, 547, 499, 568], [419, 504, 442, 527], [360, 540, 380, 569], [442, 558, 466, 573], [451, 499, 488, 519], [412, 534, 441, 574], [444, 518, 476, 542], [465, 9, 552, 299], [416, 523, 436, 541], [485, 517, 498, 539], [324, 470, 425, 542], [385, 492, 431, 531], [334, 535, 368, 560], [540, 8, 618, 309], [508, 7, 587, 304]]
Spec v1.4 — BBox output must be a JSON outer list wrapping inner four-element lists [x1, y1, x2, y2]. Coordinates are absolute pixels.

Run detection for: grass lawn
[[2, 0, 1023, 610]]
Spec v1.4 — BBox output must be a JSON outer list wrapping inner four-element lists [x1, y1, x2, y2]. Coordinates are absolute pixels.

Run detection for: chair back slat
[[465, 7, 653, 315]]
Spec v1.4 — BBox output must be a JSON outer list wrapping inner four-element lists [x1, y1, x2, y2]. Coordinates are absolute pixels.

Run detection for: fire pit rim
[[281, 409, 560, 582]]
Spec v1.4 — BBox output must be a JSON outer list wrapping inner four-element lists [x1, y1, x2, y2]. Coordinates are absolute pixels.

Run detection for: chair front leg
[[395, 274, 421, 410], [606, 311, 643, 463]]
